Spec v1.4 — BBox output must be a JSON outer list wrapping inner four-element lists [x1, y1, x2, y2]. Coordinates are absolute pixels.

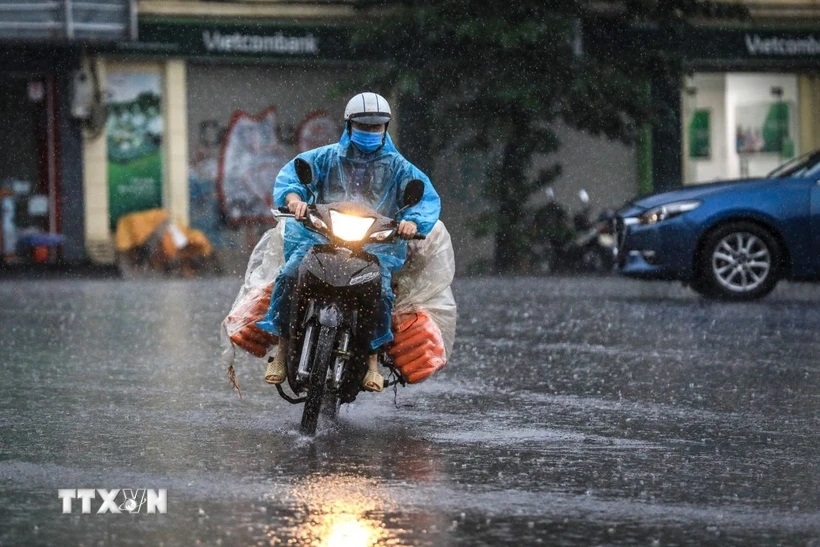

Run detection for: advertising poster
[[106, 72, 163, 230], [688, 108, 711, 159], [735, 101, 795, 157]]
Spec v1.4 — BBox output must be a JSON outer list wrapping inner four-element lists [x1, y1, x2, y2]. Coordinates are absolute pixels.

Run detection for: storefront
[[0, 48, 85, 264], [586, 22, 820, 194], [85, 19, 373, 269], [0, 1, 135, 266], [680, 28, 820, 184]]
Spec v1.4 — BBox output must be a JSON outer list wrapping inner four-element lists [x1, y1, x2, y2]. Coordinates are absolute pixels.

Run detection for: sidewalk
[[0, 261, 121, 280]]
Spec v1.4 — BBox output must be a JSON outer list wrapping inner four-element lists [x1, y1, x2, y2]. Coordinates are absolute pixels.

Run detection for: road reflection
[[267, 473, 394, 546], [255, 427, 450, 546]]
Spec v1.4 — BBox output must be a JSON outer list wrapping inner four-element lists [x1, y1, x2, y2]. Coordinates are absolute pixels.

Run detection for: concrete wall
[[431, 124, 637, 275]]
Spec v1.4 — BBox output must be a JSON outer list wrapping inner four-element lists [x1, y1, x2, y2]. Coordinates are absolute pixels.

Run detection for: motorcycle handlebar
[[271, 207, 425, 240]]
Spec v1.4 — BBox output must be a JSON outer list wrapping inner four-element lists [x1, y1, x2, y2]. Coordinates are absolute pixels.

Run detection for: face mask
[[350, 128, 384, 153]]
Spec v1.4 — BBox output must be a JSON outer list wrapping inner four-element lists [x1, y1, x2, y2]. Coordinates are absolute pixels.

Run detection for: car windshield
[[766, 150, 820, 178]]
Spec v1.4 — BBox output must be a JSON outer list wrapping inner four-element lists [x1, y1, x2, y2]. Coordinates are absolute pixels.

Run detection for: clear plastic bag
[[221, 219, 458, 387], [221, 223, 286, 370], [392, 220, 458, 361]]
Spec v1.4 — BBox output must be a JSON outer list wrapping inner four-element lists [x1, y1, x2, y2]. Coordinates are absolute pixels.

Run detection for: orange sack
[[224, 284, 278, 357], [388, 311, 446, 383]]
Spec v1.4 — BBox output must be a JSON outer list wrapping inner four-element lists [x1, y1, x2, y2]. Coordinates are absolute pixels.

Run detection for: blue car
[[615, 150, 820, 301]]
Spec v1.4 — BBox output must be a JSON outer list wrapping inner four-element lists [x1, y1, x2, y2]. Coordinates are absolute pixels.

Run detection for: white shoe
[[264, 356, 286, 385]]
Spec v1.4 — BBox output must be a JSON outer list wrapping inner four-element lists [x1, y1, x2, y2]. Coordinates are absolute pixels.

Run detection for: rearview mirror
[[402, 180, 424, 208], [294, 158, 312, 186]]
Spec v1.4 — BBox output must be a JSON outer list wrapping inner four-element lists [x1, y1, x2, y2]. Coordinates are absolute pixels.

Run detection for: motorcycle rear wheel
[[300, 326, 336, 435]]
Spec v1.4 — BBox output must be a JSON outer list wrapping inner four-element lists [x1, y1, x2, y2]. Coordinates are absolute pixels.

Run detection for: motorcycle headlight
[[369, 228, 395, 242], [639, 200, 701, 225], [329, 210, 375, 241]]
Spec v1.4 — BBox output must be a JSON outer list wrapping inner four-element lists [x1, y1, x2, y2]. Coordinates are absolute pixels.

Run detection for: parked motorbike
[[531, 188, 616, 275], [271, 158, 426, 435]]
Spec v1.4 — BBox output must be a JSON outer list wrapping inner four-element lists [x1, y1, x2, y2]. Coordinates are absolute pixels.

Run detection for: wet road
[[0, 276, 818, 546]]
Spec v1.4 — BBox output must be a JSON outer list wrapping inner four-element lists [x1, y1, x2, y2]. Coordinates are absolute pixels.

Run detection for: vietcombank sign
[[202, 30, 319, 55], [591, 26, 820, 64], [115, 21, 357, 60], [745, 34, 820, 56], [687, 28, 820, 61]]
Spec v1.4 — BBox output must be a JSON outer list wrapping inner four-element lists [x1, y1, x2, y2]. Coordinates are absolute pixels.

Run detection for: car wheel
[[695, 221, 781, 301]]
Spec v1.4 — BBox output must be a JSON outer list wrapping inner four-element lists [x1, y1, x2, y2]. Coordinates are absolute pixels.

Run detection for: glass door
[[0, 75, 58, 262]]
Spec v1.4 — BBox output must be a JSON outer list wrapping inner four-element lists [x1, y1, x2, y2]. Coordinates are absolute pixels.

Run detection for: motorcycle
[[271, 158, 426, 435], [531, 189, 616, 275]]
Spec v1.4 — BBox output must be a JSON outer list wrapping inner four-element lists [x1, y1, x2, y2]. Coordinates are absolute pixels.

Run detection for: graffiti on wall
[[217, 107, 287, 224], [295, 111, 338, 153], [188, 107, 338, 245]]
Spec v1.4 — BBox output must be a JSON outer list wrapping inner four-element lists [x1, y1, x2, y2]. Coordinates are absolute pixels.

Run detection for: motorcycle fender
[[318, 303, 342, 327]]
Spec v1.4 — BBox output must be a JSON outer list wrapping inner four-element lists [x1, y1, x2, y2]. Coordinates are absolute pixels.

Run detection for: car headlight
[[329, 210, 375, 241], [639, 200, 701, 225]]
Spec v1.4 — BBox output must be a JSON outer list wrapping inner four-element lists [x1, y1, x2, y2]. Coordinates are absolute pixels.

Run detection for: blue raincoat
[[257, 131, 441, 350]]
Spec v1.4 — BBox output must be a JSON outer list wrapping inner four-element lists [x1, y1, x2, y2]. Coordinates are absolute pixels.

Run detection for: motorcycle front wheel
[[321, 390, 340, 421], [300, 325, 336, 435]]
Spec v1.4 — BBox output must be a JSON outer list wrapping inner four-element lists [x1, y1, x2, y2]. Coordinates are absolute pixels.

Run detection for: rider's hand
[[397, 220, 418, 239], [286, 195, 308, 220]]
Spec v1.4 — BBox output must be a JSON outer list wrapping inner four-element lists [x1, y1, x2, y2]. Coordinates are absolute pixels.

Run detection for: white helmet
[[344, 92, 392, 125]]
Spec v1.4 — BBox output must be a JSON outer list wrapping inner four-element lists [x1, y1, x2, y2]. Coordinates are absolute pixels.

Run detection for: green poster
[[106, 72, 163, 230], [688, 109, 711, 159], [762, 102, 794, 157]]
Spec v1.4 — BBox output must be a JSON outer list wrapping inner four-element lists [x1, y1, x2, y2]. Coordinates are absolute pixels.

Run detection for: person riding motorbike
[[257, 92, 441, 393]]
